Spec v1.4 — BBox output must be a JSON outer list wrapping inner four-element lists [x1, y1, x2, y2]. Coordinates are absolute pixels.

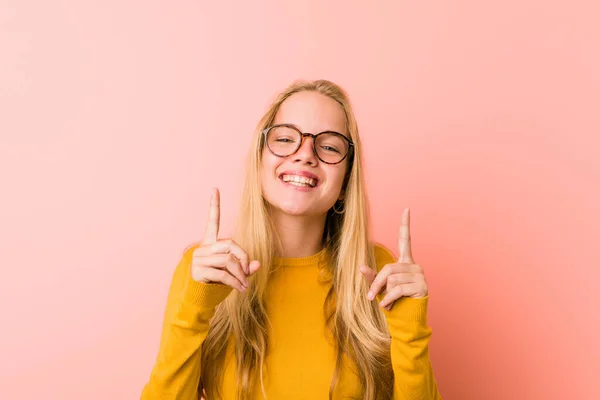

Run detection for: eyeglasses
[[262, 124, 354, 165]]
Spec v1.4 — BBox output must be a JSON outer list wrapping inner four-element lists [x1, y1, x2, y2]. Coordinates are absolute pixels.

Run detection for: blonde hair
[[200, 79, 393, 399]]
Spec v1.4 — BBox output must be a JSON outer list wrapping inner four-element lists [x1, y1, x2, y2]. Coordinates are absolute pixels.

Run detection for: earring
[[332, 200, 345, 215]]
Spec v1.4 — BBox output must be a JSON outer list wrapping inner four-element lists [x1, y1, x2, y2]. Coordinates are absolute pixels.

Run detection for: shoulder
[[373, 242, 397, 272]]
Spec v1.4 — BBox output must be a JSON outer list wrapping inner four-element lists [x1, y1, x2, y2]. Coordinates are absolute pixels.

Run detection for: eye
[[320, 145, 341, 154], [317, 134, 345, 154], [276, 137, 294, 143]]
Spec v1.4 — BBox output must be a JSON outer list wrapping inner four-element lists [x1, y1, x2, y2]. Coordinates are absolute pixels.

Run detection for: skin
[[360, 208, 429, 311], [191, 91, 428, 309], [260, 90, 350, 257]]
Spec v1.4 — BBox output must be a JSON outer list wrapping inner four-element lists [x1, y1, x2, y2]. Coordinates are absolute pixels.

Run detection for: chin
[[278, 203, 313, 216], [273, 200, 324, 217], [262, 185, 332, 217]]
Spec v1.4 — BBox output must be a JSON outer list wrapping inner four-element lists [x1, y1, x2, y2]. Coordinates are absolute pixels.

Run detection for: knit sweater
[[141, 243, 441, 399]]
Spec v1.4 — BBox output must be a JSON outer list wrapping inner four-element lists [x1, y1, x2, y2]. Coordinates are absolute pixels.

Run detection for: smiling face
[[260, 90, 350, 217]]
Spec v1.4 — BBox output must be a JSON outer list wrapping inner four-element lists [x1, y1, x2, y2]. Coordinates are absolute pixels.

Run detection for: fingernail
[[367, 291, 374, 300]]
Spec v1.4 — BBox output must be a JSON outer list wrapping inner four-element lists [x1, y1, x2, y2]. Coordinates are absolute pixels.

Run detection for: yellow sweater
[[141, 244, 441, 399]]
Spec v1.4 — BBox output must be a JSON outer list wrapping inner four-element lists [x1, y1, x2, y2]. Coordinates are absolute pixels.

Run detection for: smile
[[279, 174, 318, 188]]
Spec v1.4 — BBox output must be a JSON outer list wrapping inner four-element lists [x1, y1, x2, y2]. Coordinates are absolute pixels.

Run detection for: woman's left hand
[[360, 208, 428, 311]]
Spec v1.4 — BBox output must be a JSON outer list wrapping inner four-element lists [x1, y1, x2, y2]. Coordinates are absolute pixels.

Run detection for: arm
[[384, 296, 441, 400], [140, 245, 233, 400], [374, 244, 442, 400]]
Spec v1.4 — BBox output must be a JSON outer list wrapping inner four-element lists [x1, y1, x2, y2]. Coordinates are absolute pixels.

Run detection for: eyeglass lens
[[267, 126, 349, 164]]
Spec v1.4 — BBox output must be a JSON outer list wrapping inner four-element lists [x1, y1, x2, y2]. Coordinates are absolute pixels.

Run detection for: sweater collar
[[274, 247, 328, 267]]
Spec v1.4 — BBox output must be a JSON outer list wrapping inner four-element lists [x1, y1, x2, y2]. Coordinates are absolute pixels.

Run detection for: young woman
[[141, 80, 442, 399]]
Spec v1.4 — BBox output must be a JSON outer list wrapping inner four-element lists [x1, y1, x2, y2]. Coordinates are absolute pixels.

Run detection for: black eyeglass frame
[[261, 124, 355, 165]]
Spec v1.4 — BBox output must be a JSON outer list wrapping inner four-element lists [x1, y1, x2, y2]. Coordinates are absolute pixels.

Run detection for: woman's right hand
[[191, 188, 261, 292]]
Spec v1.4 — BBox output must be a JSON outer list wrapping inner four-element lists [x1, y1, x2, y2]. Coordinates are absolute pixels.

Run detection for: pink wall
[[1, 1, 598, 399]]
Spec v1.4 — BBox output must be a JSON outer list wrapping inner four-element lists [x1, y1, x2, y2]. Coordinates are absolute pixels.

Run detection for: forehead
[[273, 91, 347, 134]]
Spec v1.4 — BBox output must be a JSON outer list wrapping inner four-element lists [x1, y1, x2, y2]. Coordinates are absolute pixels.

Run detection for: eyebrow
[[278, 123, 348, 137]]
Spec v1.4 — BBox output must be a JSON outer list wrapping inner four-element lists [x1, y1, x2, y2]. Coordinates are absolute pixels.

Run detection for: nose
[[292, 134, 318, 165]]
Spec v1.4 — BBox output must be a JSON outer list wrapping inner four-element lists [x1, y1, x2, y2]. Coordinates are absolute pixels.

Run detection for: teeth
[[289, 181, 310, 187], [281, 174, 317, 187]]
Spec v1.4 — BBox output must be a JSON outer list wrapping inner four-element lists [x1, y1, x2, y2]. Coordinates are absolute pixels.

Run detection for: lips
[[278, 170, 320, 188]]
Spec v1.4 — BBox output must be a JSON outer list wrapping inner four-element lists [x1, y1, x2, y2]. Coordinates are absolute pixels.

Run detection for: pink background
[[1, 1, 599, 399]]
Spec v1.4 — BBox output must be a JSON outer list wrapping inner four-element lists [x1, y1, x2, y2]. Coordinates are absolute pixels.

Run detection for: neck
[[270, 209, 327, 258]]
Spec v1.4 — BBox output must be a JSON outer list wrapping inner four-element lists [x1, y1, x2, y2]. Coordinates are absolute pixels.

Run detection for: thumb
[[359, 265, 377, 286], [248, 260, 261, 275]]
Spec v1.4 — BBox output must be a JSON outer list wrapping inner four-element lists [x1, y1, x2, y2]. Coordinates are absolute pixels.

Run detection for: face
[[260, 90, 350, 217]]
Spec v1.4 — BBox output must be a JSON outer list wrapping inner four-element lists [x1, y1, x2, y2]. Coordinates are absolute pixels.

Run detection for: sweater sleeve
[[141, 244, 233, 400], [373, 244, 442, 400]]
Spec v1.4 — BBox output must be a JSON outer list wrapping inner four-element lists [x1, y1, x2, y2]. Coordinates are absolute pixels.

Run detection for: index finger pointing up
[[203, 187, 220, 244], [398, 208, 414, 263]]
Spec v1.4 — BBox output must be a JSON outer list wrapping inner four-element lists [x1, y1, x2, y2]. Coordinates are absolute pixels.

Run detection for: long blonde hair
[[200, 79, 393, 399]]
